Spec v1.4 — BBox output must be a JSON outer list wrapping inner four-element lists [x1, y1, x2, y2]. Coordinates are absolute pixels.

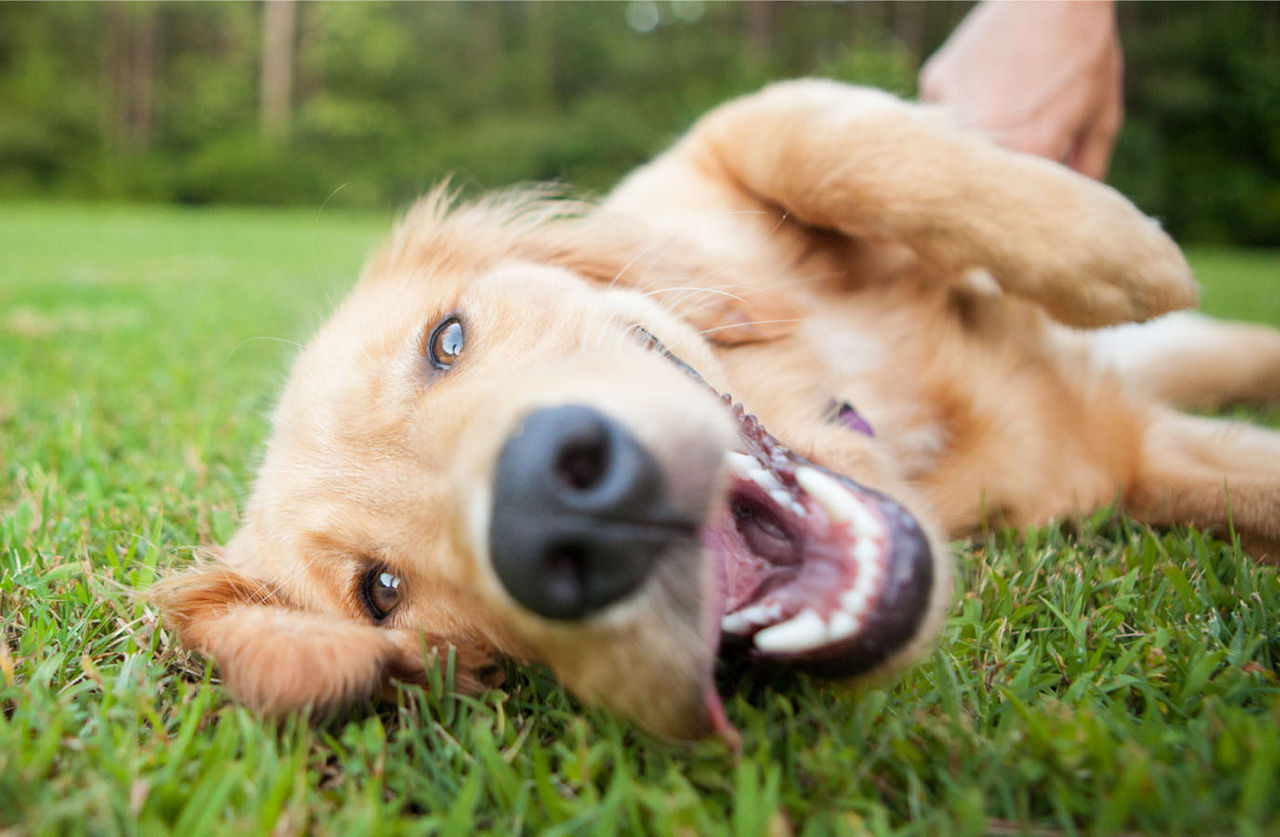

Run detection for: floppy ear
[[155, 566, 502, 713]]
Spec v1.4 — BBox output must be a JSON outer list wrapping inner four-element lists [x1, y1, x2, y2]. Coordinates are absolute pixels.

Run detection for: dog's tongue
[[703, 684, 741, 749]]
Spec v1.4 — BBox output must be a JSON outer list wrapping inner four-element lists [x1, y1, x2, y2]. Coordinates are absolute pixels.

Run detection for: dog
[[157, 80, 1280, 741]]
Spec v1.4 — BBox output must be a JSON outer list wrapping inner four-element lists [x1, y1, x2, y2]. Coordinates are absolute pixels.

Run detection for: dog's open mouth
[[635, 330, 936, 684], [703, 397, 935, 676], [629, 329, 937, 739]]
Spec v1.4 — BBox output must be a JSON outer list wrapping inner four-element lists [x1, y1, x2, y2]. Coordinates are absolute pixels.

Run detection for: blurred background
[[1, 1, 1278, 245]]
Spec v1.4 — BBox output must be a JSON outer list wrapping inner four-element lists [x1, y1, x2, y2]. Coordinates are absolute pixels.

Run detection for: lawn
[[1, 201, 1278, 835]]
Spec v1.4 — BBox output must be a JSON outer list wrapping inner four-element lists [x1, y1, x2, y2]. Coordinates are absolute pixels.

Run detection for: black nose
[[489, 405, 694, 620]]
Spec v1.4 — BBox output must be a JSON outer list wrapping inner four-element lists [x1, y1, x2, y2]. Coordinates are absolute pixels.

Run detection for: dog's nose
[[489, 405, 694, 620]]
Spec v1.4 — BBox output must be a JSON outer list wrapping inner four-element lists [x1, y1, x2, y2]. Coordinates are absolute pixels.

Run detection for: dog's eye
[[631, 325, 663, 352], [360, 567, 403, 620], [630, 324, 711, 388], [426, 316, 464, 370]]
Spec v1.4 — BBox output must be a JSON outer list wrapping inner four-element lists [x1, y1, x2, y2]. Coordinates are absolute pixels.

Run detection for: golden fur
[[157, 81, 1280, 738]]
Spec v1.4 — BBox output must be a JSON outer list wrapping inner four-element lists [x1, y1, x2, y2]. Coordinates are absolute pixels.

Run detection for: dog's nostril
[[556, 437, 610, 491], [543, 541, 590, 603], [490, 405, 692, 621]]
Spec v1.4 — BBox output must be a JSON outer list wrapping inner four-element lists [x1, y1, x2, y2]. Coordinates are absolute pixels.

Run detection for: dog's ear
[[155, 566, 502, 713]]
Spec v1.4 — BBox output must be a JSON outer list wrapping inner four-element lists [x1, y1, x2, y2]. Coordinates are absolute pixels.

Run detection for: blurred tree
[[1112, 2, 1280, 245], [0, 1, 1274, 245], [103, 3, 158, 153], [260, 0, 296, 139]]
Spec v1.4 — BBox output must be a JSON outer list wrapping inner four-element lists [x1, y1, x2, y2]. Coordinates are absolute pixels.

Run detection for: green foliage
[[2, 204, 1280, 833], [1112, 4, 1280, 246], [4, 3, 1277, 243]]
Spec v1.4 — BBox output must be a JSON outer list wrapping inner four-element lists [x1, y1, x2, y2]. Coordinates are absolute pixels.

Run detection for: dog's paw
[[1016, 168, 1199, 327]]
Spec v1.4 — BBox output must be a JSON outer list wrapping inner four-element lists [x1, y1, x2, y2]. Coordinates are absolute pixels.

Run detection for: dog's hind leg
[[661, 79, 1197, 328], [1090, 312, 1280, 410], [1127, 408, 1280, 560]]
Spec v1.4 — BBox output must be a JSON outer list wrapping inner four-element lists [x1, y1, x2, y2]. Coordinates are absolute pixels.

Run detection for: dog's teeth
[[720, 601, 782, 635], [753, 608, 828, 653], [727, 452, 757, 480], [726, 453, 793, 500], [855, 539, 881, 565], [751, 469, 782, 493], [769, 488, 793, 508], [720, 611, 753, 636], [794, 467, 885, 542], [827, 608, 861, 641], [840, 587, 869, 617]]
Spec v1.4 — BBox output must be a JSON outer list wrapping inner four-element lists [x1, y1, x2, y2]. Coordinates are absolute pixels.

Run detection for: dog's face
[[161, 194, 949, 740]]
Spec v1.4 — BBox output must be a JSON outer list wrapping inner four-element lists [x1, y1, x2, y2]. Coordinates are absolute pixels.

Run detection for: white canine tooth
[[751, 468, 784, 493], [828, 609, 860, 641], [754, 602, 783, 623], [795, 467, 885, 541], [727, 452, 757, 479], [753, 608, 828, 653], [769, 489, 793, 509], [720, 611, 755, 635], [856, 540, 881, 565], [840, 588, 868, 616], [721, 601, 782, 635]]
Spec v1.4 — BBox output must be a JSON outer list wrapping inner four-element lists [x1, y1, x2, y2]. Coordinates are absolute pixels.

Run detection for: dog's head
[[158, 189, 949, 739]]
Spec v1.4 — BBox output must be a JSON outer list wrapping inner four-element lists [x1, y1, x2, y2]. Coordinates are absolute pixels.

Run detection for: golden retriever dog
[[157, 81, 1280, 740]]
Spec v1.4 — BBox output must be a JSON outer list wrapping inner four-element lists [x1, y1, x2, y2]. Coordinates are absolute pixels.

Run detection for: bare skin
[[920, 0, 1123, 180]]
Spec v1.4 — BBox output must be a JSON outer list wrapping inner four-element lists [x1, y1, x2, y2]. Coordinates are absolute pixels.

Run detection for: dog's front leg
[[673, 79, 1197, 328]]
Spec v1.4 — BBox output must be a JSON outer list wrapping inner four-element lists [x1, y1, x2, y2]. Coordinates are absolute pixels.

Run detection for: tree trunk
[[260, 0, 296, 138], [523, 3, 556, 111], [102, 3, 156, 154], [129, 4, 156, 152], [890, 2, 928, 65], [746, 1, 773, 62]]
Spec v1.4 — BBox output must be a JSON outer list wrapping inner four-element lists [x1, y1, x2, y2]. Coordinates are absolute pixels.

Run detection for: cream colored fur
[[157, 81, 1280, 738]]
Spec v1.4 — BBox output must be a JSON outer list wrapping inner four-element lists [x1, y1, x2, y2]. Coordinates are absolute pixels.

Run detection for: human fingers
[[1067, 42, 1124, 180]]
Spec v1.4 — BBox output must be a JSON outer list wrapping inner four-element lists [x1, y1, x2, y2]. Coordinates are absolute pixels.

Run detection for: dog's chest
[[804, 317, 951, 479]]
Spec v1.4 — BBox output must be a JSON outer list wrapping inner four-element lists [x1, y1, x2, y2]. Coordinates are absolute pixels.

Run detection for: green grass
[[2, 202, 1279, 835]]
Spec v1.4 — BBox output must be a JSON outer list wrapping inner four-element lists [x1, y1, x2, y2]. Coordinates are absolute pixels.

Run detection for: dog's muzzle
[[488, 405, 700, 620]]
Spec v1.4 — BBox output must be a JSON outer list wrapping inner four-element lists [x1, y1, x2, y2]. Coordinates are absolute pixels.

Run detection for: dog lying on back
[[158, 81, 1280, 740]]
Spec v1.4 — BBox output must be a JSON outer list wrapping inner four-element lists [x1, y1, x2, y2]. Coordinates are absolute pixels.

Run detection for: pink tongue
[[703, 684, 741, 750]]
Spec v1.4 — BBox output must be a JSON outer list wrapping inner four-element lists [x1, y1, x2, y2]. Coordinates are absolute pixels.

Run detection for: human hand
[[919, 1, 1123, 180]]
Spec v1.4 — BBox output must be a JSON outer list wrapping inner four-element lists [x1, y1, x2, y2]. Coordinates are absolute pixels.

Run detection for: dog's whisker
[[697, 318, 804, 337], [607, 238, 666, 289], [594, 314, 623, 350], [641, 286, 750, 305], [226, 335, 304, 361]]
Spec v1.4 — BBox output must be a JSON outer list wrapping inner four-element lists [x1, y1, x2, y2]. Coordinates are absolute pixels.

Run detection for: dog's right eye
[[631, 324, 711, 388], [425, 315, 464, 370], [359, 566, 403, 621]]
